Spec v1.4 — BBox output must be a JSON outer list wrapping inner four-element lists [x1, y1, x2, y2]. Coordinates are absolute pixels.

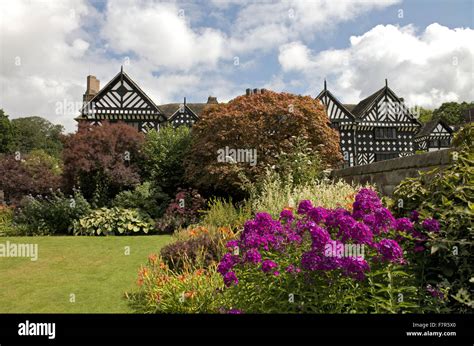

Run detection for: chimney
[[253, 88, 260, 94], [245, 88, 252, 96], [83, 75, 100, 103], [207, 96, 218, 104], [260, 88, 267, 94]]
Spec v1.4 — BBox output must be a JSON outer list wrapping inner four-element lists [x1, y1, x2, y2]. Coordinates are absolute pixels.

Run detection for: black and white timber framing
[[414, 119, 453, 151], [76, 67, 206, 132], [316, 79, 425, 167]]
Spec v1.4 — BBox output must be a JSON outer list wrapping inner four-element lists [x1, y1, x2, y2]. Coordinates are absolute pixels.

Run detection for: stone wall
[[330, 149, 456, 196]]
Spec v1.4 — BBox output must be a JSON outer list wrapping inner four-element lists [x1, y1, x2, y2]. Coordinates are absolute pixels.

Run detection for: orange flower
[[148, 254, 158, 264], [184, 291, 196, 299], [195, 269, 205, 276], [178, 274, 186, 282], [283, 206, 294, 212], [159, 262, 167, 270]]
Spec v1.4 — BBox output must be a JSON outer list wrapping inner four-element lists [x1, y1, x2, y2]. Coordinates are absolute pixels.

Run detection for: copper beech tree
[[185, 90, 342, 196], [62, 122, 145, 203]]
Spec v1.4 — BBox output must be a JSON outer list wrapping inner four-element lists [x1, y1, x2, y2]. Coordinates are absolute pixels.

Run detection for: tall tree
[[432, 101, 474, 126], [185, 90, 342, 197], [0, 109, 14, 153], [62, 122, 145, 205], [11, 116, 64, 158]]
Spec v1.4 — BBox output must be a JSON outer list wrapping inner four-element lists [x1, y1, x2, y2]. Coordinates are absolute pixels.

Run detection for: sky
[[0, 0, 473, 132]]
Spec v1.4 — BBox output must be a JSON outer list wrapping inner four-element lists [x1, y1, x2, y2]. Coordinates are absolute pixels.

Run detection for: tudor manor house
[[76, 68, 454, 167]]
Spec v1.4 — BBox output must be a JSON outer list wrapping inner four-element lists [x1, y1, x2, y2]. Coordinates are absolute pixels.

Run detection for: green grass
[[0, 235, 172, 313]]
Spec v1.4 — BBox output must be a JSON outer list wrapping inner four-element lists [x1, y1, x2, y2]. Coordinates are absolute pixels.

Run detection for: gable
[[359, 88, 420, 127], [431, 122, 452, 135], [81, 71, 165, 121], [169, 104, 199, 127], [316, 90, 354, 122]]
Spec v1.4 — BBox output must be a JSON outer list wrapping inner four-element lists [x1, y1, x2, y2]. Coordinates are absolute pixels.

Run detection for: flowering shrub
[[393, 143, 473, 312], [155, 188, 206, 234], [126, 254, 224, 313], [217, 188, 439, 313]]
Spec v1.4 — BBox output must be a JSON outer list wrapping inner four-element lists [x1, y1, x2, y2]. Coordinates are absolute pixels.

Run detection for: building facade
[[414, 119, 453, 151], [77, 70, 455, 167], [76, 67, 215, 131], [316, 80, 423, 167]]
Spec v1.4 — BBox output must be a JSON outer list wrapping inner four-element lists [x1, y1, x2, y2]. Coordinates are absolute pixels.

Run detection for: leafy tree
[[142, 125, 192, 195], [0, 109, 14, 153], [62, 121, 145, 205], [11, 116, 64, 158], [185, 90, 342, 198], [416, 106, 433, 124], [0, 152, 62, 204], [432, 101, 474, 126]]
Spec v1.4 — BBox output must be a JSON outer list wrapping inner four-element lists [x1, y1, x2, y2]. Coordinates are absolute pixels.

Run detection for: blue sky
[[0, 0, 473, 132]]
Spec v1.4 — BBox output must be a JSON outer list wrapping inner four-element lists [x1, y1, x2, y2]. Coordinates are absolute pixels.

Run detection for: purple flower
[[223, 271, 238, 287], [297, 200, 313, 215], [352, 188, 382, 218], [340, 256, 370, 281], [374, 207, 395, 233], [279, 209, 294, 222], [422, 218, 440, 233], [307, 206, 329, 224], [217, 253, 239, 275], [410, 210, 419, 222], [426, 284, 444, 299], [349, 222, 374, 244], [375, 239, 404, 263], [226, 240, 239, 249], [261, 259, 278, 273], [308, 224, 331, 250], [243, 248, 262, 264], [273, 271, 280, 276], [394, 217, 414, 233], [227, 308, 243, 314], [285, 264, 301, 274]]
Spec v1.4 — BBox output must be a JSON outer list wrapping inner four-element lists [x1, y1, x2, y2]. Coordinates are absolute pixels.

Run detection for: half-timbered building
[[414, 119, 453, 151], [76, 67, 216, 131], [316, 80, 422, 167]]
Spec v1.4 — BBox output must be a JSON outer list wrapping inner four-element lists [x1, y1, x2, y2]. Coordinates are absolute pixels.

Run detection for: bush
[[142, 126, 192, 195], [270, 136, 323, 187], [160, 226, 237, 272], [247, 174, 371, 219], [185, 90, 342, 198], [0, 152, 62, 204], [62, 122, 145, 205], [112, 182, 169, 219], [216, 189, 441, 313], [14, 190, 90, 235], [0, 205, 16, 236], [393, 141, 473, 312], [126, 254, 224, 313], [74, 207, 153, 236], [201, 197, 252, 230], [155, 188, 206, 234]]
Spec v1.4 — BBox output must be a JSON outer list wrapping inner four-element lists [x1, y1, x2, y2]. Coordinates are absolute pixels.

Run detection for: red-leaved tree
[[62, 122, 145, 204], [185, 90, 342, 197]]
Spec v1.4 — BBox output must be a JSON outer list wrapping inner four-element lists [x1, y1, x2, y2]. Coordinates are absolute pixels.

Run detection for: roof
[[415, 119, 453, 138], [350, 87, 385, 118], [158, 103, 210, 118], [343, 104, 357, 112]]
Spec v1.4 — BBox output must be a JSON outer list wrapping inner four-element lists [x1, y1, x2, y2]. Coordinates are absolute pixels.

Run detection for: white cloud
[[278, 23, 474, 108], [101, 0, 227, 70]]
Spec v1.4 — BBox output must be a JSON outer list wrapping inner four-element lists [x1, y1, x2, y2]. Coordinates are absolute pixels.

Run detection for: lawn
[[0, 235, 172, 313]]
